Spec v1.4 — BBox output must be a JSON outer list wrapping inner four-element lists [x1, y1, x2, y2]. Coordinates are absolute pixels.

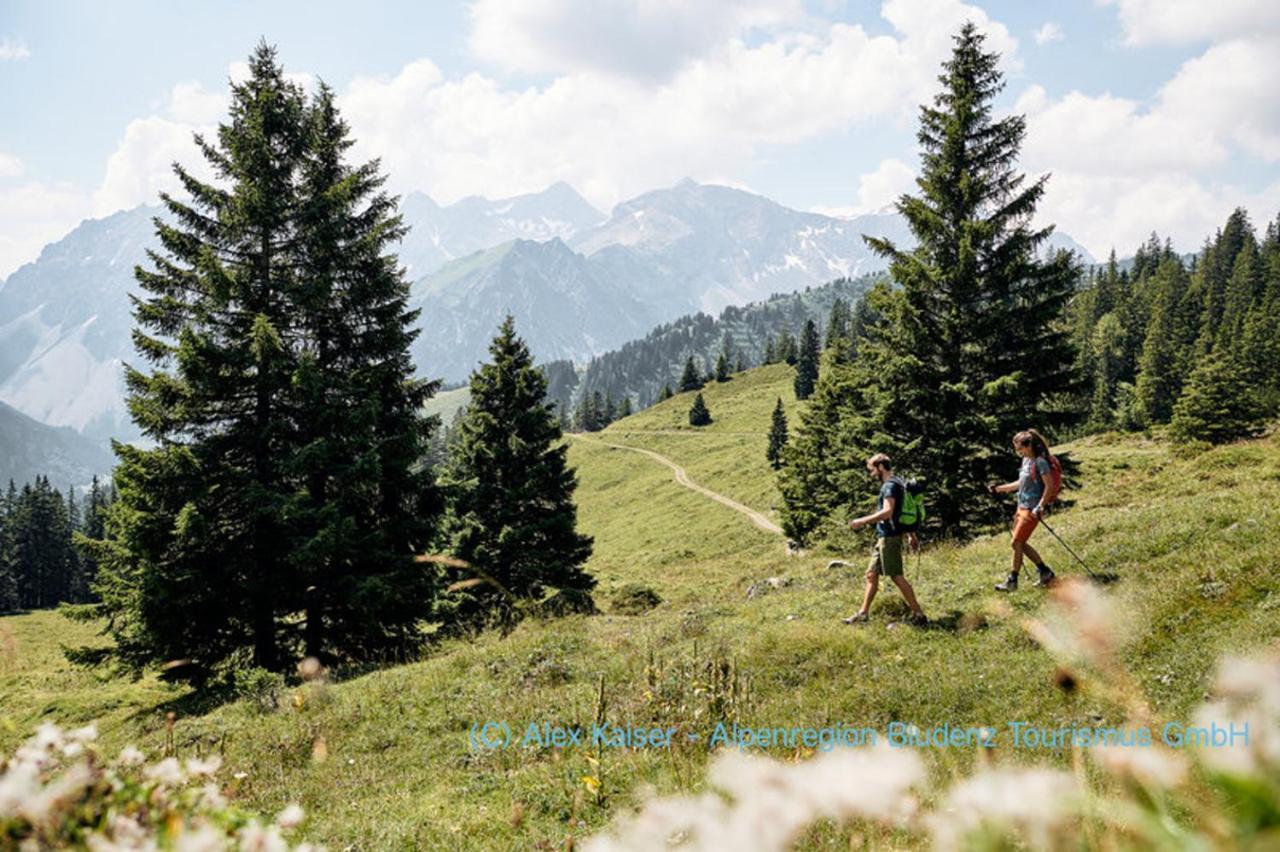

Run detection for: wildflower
[[174, 824, 230, 852], [238, 819, 290, 852], [0, 761, 40, 815], [145, 757, 185, 786], [276, 803, 305, 829], [116, 746, 146, 767], [928, 767, 1079, 851], [1094, 743, 1187, 788], [17, 763, 95, 830], [185, 755, 223, 778], [1024, 578, 1119, 669], [585, 745, 922, 851]]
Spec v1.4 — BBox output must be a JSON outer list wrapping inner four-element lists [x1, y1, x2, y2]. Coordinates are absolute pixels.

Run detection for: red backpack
[[1033, 453, 1063, 505]]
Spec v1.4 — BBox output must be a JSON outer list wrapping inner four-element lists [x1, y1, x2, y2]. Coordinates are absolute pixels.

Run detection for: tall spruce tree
[[715, 351, 730, 382], [1170, 352, 1267, 444], [287, 82, 442, 661], [785, 24, 1080, 539], [793, 319, 821, 400], [688, 392, 712, 427], [825, 298, 851, 349], [1134, 256, 1194, 425], [442, 317, 594, 628], [767, 397, 789, 470], [0, 484, 16, 612], [678, 356, 704, 392], [88, 44, 441, 679]]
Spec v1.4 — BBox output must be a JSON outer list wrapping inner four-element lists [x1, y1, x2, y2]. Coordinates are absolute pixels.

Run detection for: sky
[[2, 0, 1279, 277]]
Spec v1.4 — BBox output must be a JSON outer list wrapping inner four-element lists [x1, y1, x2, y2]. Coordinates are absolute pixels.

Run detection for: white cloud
[[90, 79, 230, 216], [0, 38, 31, 61], [0, 181, 91, 279], [854, 158, 917, 213], [0, 152, 23, 179], [1099, 0, 1280, 46], [468, 0, 806, 79], [1017, 11, 1280, 257], [341, 0, 1019, 211], [1033, 22, 1062, 45], [1036, 172, 1280, 259]]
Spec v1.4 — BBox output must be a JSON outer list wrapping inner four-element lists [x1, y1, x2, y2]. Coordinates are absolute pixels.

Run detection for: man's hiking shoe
[[1035, 566, 1056, 588], [994, 572, 1018, 592], [842, 612, 870, 625], [907, 613, 929, 627]]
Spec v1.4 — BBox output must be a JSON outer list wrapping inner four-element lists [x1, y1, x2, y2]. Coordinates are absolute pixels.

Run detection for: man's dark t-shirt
[[876, 478, 904, 538]]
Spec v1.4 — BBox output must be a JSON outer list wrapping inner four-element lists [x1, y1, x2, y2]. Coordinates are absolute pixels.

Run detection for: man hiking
[[842, 453, 928, 626], [989, 429, 1059, 592]]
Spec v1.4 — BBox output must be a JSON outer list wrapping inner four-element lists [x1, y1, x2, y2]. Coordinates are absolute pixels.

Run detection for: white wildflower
[[173, 824, 228, 852], [1024, 578, 1119, 668], [196, 782, 228, 811], [928, 767, 1079, 851], [1094, 743, 1187, 788], [116, 746, 146, 767], [185, 755, 222, 778], [17, 763, 94, 830], [586, 745, 922, 851], [67, 723, 99, 745], [1193, 657, 1280, 777], [0, 761, 41, 815], [275, 803, 305, 829], [238, 820, 289, 852], [145, 757, 185, 786]]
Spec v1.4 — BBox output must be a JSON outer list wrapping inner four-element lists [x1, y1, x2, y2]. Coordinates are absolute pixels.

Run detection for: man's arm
[[850, 496, 894, 530]]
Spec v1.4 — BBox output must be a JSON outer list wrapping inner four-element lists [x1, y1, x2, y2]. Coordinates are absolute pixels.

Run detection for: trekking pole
[[1037, 517, 1101, 580]]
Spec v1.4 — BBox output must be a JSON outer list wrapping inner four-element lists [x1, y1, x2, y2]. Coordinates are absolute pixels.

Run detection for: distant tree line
[[1066, 210, 1279, 443], [573, 275, 878, 411], [0, 477, 114, 612]]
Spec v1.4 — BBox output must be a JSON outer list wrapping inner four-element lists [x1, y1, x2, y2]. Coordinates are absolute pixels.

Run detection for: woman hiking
[[989, 429, 1060, 592]]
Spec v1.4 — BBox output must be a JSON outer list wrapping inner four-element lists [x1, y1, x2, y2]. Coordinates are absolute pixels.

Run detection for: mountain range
[[0, 178, 1095, 456]]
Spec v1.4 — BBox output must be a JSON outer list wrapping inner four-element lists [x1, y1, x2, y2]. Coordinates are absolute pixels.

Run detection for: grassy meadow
[[3, 364, 1279, 848]]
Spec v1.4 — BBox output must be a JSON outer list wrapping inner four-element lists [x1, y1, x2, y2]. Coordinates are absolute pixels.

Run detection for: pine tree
[[1087, 313, 1125, 430], [763, 336, 777, 365], [793, 319, 820, 400], [734, 354, 746, 373], [443, 317, 594, 628], [778, 342, 862, 541], [766, 397, 789, 470], [777, 329, 798, 365], [286, 82, 442, 661], [688, 392, 712, 427], [619, 396, 633, 418], [658, 384, 674, 402], [715, 351, 730, 382], [89, 44, 441, 678], [0, 483, 16, 613], [1170, 352, 1267, 444], [1134, 257, 1193, 424], [825, 298, 851, 349], [789, 24, 1080, 537], [678, 356, 704, 392]]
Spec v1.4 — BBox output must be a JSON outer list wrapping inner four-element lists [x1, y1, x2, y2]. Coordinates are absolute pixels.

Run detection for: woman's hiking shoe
[[842, 612, 870, 624], [1035, 566, 1057, 588], [994, 572, 1018, 592]]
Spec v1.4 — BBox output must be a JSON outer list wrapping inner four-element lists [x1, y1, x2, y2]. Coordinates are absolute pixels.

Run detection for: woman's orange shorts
[[1011, 508, 1040, 544]]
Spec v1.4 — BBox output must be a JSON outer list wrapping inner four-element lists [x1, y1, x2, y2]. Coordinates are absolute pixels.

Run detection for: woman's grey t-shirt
[[1018, 456, 1053, 508]]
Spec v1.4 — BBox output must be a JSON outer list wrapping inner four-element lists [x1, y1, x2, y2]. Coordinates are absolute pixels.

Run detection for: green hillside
[[3, 364, 1279, 848]]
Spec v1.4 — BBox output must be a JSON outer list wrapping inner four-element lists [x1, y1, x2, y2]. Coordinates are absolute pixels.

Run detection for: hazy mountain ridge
[[0, 400, 114, 486], [0, 179, 1098, 437]]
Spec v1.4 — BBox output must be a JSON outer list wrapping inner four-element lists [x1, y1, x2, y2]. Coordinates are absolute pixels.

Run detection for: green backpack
[[892, 476, 926, 532]]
